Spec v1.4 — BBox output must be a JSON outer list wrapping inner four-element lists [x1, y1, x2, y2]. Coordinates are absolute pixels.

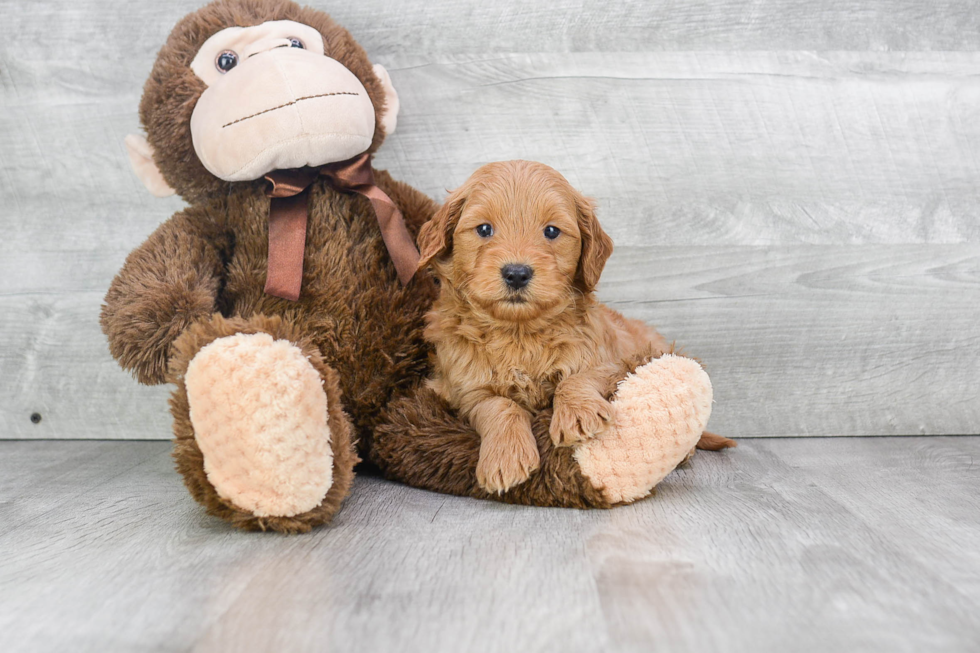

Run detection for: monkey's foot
[[574, 354, 713, 504], [184, 332, 335, 518]]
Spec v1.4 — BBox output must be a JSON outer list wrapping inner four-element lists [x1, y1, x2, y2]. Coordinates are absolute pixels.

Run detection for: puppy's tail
[[696, 430, 737, 450]]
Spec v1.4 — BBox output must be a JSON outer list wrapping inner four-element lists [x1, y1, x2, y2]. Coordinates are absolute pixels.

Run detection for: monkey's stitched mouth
[[222, 91, 360, 128]]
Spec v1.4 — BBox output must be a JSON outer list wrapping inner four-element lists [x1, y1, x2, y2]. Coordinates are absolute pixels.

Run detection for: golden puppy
[[417, 160, 733, 494]]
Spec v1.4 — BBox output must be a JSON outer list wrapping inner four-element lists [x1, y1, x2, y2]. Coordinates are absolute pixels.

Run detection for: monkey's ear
[[373, 64, 399, 136], [124, 134, 176, 198], [573, 192, 614, 292], [417, 193, 466, 272]]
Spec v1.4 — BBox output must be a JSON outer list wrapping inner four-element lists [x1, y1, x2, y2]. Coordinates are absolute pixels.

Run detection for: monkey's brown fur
[[102, 0, 444, 532], [102, 0, 729, 532], [373, 389, 612, 508], [137, 0, 390, 206], [168, 314, 359, 533]]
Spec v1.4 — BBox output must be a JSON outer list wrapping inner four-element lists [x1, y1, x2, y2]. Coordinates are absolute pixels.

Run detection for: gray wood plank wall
[[1, 0, 978, 439]]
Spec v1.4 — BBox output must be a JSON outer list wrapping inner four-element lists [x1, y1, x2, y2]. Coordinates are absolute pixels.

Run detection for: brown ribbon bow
[[263, 152, 421, 301]]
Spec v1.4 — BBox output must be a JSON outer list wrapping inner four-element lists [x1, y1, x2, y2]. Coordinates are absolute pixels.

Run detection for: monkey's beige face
[[448, 170, 584, 322], [187, 20, 395, 182]]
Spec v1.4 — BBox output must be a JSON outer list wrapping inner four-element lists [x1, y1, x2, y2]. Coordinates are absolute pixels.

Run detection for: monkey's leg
[[372, 356, 713, 509], [371, 387, 612, 508], [573, 354, 713, 505], [169, 314, 358, 533]]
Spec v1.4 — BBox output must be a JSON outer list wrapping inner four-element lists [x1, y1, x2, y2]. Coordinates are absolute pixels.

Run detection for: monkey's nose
[[501, 264, 534, 290], [243, 38, 293, 59]]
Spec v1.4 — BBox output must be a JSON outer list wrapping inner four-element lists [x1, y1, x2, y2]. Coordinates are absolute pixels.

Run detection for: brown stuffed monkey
[[103, 0, 725, 534]]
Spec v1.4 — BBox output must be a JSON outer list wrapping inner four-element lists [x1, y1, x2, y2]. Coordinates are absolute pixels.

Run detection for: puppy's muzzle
[[501, 264, 533, 291]]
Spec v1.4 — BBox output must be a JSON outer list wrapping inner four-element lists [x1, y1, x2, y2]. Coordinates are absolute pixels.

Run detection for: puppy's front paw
[[550, 392, 614, 447], [476, 431, 540, 494]]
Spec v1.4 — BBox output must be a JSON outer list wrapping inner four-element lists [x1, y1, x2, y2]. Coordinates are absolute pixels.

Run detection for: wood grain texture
[[4, 0, 980, 63], [2, 2, 980, 439], [602, 244, 980, 437], [4, 243, 978, 439], [1, 438, 979, 652], [384, 52, 980, 246]]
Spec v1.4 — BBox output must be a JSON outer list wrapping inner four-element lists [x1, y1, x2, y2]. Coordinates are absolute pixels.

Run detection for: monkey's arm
[[101, 209, 229, 385], [372, 168, 439, 234]]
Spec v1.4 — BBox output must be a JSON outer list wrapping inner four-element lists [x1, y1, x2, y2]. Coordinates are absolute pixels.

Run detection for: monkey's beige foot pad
[[574, 354, 712, 504], [185, 333, 334, 517]]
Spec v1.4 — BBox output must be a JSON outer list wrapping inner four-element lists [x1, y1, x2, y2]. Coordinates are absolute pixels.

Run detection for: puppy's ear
[[574, 192, 614, 292], [418, 190, 466, 272]]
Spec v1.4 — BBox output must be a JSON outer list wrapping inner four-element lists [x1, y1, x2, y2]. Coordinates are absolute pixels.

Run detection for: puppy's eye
[[288, 37, 305, 49], [215, 51, 239, 72], [544, 225, 561, 240], [475, 223, 494, 238]]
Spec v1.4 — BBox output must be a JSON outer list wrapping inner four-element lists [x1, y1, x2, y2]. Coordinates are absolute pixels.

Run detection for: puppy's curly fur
[[418, 161, 733, 494]]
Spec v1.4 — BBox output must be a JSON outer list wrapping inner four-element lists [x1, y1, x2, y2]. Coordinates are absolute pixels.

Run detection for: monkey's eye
[[288, 37, 305, 49], [544, 225, 561, 240], [215, 51, 238, 73], [475, 224, 494, 238]]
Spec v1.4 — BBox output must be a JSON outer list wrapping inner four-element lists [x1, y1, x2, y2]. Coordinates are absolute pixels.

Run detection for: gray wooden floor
[[1, 438, 978, 652]]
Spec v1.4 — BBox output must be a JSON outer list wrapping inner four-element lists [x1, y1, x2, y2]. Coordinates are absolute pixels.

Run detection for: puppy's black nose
[[501, 264, 534, 290]]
